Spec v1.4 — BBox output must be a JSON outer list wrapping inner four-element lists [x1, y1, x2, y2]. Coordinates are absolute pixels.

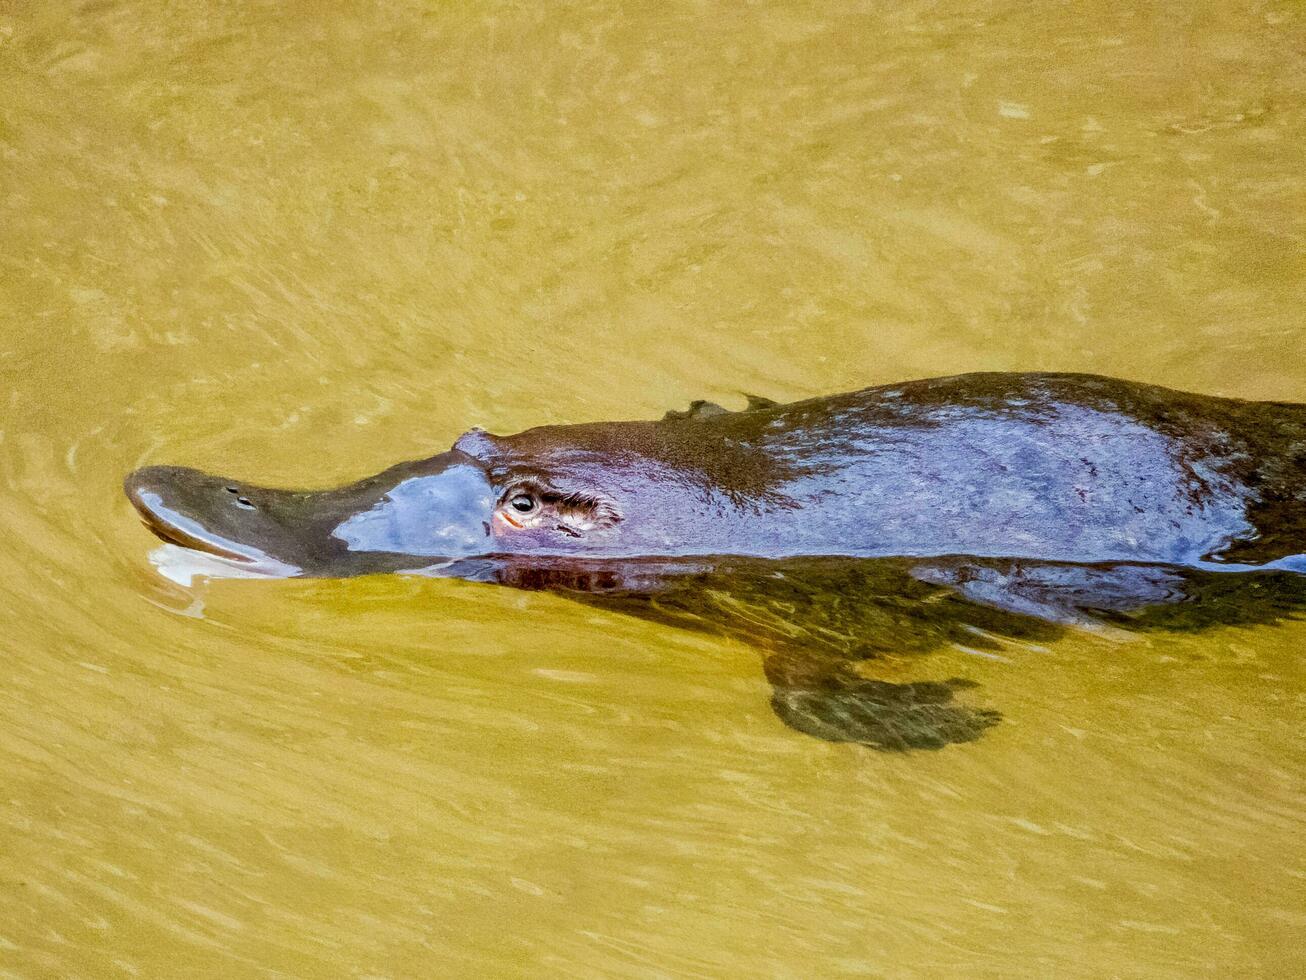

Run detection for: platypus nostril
[[236, 496, 255, 509], [225, 487, 239, 494]]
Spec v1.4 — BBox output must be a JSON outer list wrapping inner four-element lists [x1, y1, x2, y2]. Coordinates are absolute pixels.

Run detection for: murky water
[[2, 1, 1304, 975]]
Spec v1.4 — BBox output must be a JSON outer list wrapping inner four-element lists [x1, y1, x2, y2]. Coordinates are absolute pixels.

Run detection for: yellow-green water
[[2, 1, 1305, 976]]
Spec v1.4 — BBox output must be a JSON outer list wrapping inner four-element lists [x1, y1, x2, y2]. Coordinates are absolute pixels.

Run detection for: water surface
[[1, 1, 1304, 975]]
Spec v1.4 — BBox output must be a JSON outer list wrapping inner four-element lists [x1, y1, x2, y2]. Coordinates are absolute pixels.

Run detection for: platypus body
[[126, 373, 1306, 750]]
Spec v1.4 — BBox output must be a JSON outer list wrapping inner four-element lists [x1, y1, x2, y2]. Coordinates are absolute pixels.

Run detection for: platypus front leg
[[762, 650, 1001, 751]]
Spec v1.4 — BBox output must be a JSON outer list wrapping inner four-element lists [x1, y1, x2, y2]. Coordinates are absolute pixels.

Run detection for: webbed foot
[[766, 661, 1001, 750]]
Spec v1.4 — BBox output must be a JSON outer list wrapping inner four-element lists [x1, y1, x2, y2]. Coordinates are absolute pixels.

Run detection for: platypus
[[125, 372, 1306, 750]]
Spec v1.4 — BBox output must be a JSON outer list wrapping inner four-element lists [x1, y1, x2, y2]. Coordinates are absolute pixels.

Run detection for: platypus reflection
[[126, 373, 1306, 750]]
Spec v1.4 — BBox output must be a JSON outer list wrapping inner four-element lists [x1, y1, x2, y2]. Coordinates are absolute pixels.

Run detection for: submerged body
[[127, 372, 1306, 575]]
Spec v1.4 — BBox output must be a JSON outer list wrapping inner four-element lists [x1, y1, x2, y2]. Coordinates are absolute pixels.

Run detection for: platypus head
[[126, 415, 791, 577], [124, 431, 650, 577]]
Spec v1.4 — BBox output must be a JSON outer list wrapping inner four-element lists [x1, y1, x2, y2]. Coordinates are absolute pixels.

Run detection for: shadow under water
[[435, 555, 1306, 751]]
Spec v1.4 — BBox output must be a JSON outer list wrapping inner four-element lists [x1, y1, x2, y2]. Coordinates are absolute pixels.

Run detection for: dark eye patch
[[556, 488, 623, 526]]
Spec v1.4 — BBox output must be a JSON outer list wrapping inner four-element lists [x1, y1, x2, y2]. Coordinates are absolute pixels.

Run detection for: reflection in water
[[2, 0, 1305, 974]]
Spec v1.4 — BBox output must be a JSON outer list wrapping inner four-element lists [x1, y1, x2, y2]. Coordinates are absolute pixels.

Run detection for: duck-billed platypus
[[126, 372, 1306, 750]]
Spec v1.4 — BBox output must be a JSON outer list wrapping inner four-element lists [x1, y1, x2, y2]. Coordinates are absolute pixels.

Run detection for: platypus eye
[[509, 493, 536, 514]]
